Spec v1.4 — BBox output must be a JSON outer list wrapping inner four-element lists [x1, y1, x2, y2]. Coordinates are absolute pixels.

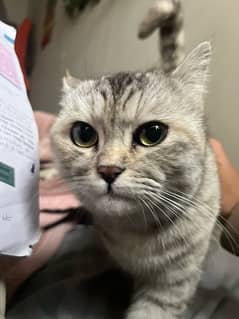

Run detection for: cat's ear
[[62, 70, 81, 93], [173, 42, 211, 93]]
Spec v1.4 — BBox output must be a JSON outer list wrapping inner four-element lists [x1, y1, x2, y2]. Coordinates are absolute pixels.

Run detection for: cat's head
[[51, 42, 211, 223]]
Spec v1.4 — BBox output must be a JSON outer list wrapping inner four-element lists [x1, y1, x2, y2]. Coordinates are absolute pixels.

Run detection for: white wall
[[29, 0, 239, 167], [3, 0, 29, 24]]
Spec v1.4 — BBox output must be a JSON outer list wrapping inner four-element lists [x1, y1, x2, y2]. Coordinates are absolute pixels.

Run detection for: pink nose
[[97, 166, 124, 184]]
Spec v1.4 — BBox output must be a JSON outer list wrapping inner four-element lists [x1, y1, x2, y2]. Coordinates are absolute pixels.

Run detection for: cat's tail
[[138, 0, 184, 73]]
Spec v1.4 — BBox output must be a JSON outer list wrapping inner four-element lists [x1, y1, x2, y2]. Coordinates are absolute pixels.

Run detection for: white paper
[[0, 21, 40, 256]]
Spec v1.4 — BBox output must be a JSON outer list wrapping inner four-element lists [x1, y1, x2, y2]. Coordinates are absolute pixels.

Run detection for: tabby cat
[[51, 0, 220, 318]]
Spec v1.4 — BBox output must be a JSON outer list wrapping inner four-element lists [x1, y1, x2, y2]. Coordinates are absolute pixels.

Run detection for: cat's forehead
[[102, 71, 149, 101], [96, 72, 153, 124], [61, 70, 183, 130]]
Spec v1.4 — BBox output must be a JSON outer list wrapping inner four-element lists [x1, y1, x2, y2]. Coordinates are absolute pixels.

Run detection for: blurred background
[[1, 0, 238, 167]]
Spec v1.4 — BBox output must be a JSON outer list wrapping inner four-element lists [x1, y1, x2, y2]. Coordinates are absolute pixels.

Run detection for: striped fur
[[51, 2, 219, 318], [139, 0, 184, 72], [51, 41, 219, 319]]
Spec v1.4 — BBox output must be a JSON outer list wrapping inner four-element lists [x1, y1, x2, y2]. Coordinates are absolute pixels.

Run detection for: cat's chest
[[97, 226, 169, 275]]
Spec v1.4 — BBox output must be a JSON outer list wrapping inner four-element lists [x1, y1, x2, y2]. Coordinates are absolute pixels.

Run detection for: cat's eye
[[134, 121, 168, 147], [70, 122, 98, 148]]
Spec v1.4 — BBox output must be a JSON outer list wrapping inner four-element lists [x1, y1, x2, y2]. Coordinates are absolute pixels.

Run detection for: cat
[[51, 0, 220, 318]]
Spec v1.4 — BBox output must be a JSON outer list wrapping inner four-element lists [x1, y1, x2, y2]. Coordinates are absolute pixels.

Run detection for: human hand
[[210, 138, 239, 216], [0, 216, 75, 303]]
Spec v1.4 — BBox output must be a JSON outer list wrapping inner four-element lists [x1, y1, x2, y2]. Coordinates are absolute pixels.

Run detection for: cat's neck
[[92, 209, 185, 276], [93, 210, 161, 237]]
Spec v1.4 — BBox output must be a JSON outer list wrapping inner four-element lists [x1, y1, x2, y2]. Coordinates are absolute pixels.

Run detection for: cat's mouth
[[107, 183, 113, 194], [105, 185, 119, 198], [101, 180, 118, 196], [102, 184, 132, 201]]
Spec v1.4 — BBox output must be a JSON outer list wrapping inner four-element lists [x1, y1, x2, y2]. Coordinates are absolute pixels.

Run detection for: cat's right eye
[[70, 122, 98, 148], [133, 121, 168, 147]]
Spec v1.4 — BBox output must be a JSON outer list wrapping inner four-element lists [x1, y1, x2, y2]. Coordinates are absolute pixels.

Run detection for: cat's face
[[51, 43, 211, 221]]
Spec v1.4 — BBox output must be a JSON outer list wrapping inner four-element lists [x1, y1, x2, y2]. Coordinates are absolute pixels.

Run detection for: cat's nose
[[97, 165, 124, 184]]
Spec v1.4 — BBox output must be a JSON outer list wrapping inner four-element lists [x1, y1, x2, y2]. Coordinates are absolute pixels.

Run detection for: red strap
[[15, 19, 32, 91]]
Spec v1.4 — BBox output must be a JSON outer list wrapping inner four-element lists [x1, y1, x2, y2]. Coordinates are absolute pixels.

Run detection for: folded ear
[[62, 70, 81, 93], [173, 42, 211, 94]]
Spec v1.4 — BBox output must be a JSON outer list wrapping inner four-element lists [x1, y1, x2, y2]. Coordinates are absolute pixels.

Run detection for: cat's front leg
[[126, 283, 189, 319], [126, 301, 174, 319]]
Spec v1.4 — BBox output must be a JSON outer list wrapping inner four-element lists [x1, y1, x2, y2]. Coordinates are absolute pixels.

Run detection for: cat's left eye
[[70, 121, 98, 148], [134, 121, 168, 147]]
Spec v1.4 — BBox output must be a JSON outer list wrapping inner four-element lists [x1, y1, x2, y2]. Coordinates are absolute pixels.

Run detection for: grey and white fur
[[138, 0, 184, 72], [51, 0, 220, 318]]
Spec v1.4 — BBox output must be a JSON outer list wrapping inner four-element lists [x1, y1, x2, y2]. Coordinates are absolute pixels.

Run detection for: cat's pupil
[[80, 125, 93, 142], [134, 121, 168, 147], [71, 122, 97, 147], [144, 125, 162, 143]]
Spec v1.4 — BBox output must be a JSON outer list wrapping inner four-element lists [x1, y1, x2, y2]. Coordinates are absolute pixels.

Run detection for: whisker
[[146, 187, 239, 253], [139, 195, 161, 230], [143, 193, 189, 247]]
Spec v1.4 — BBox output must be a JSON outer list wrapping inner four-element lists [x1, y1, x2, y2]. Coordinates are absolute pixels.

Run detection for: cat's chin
[[81, 191, 138, 217]]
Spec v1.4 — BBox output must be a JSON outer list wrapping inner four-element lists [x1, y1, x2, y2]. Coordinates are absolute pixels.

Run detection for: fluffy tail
[[138, 0, 184, 73]]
